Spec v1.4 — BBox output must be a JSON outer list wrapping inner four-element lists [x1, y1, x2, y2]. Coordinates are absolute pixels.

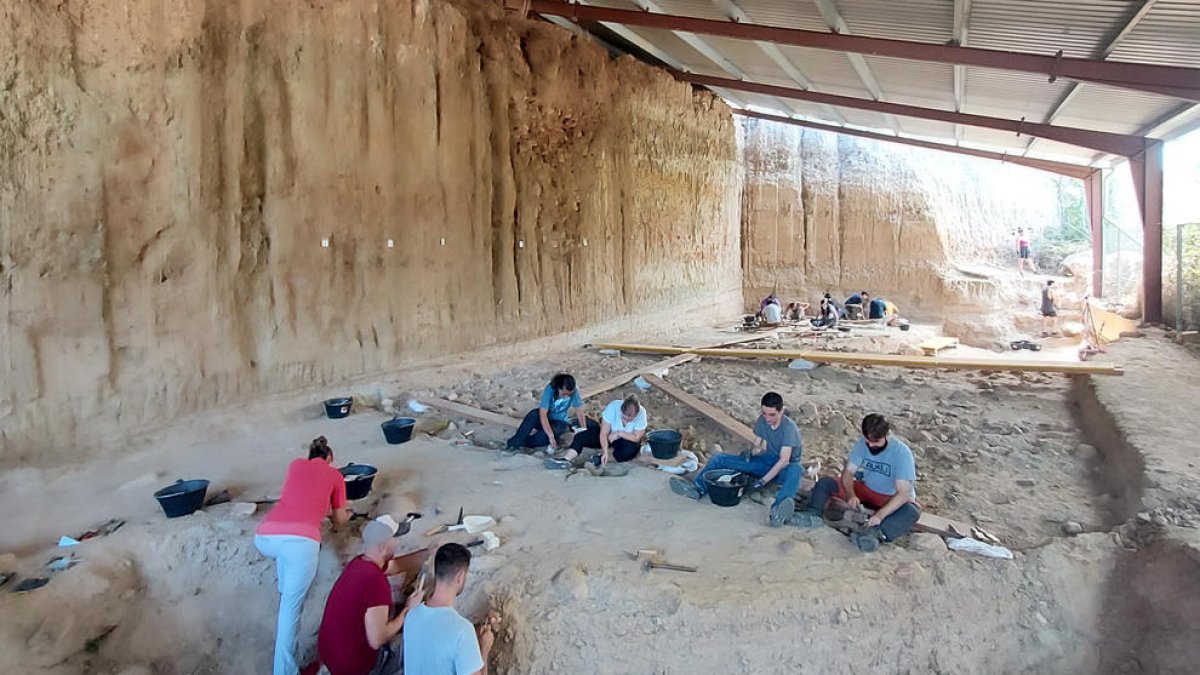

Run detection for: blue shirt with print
[[539, 384, 582, 423], [848, 436, 917, 500]]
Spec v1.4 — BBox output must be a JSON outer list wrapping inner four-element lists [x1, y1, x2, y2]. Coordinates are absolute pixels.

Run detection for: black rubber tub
[[154, 479, 211, 518], [703, 470, 748, 507], [324, 397, 353, 419], [340, 463, 378, 500], [381, 418, 417, 445], [647, 429, 682, 460]]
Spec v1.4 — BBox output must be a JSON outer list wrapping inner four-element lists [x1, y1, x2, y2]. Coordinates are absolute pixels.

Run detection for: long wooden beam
[[412, 397, 521, 429], [686, 73, 1147, 157], [513, 0, 1200, 102], [736, 110, 1097, 180], [595, 343, 1124, 376], [641, 374, 758, 445], [585, 354, 698, 400]]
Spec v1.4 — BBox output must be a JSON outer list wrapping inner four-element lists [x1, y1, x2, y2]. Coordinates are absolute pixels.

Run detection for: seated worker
[[784, 302, 808, 322], [882, 299, 900, 326], [544, 395, 647, 469], [867, 296, 888, 321], [823, 292, 841, 317], [404, 543, 501, 675], [810, 297, 839, 329], [669, 392, 803, 527], [792, 413, 920, 553], [316, 516, 431, 675], [506, 373, 586, 453], [844, 291, 869, 320], [761, 299, 783, 326]]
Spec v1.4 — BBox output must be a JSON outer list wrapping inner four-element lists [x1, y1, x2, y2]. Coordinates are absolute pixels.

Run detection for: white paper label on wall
[[440, 237, 446, 246], [321, 238, 330, 248], [518, 240, 525, 248], [387, 239, 394, 248]]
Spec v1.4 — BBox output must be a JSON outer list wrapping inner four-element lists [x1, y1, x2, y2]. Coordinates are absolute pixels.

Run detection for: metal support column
[[1130, 141, 1165, 323], [1084, 170, 1105, 297]]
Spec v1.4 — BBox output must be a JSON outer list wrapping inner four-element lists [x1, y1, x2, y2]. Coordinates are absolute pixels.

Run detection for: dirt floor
[[0, 323, 1188, 674]]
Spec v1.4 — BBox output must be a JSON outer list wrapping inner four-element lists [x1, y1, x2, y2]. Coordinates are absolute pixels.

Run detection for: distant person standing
[[1016, 229, 1035, 274], [1040, 279, 1060, 337]]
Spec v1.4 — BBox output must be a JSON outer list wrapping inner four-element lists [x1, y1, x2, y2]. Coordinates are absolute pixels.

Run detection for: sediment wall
[[0, 0, 742, 462]]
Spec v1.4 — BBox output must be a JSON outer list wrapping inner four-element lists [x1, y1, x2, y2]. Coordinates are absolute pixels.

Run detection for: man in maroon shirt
[[317, 516, 429, 675]]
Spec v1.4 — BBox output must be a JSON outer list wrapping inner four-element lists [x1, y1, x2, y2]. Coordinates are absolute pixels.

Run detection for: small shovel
[[447, 516, 495, 534]]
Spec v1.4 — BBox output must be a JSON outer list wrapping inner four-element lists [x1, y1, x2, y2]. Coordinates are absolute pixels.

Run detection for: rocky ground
[[0, 327, 1166, 675]]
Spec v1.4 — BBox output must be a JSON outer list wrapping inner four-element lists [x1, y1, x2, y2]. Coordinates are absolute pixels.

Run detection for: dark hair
[[760, 392, 784, 410], [308, 436, 332, 460], [434, 542, 472, 581], [861, 291, 870, 298], [621, 395, 641, 415], [823, 292, 832, 299], [550, 373, 577, 394], [861, 414, 890, 441], [1047, 279, 1055, 286]]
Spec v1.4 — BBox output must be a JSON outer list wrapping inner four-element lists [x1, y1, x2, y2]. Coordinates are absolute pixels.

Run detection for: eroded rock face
[[0, 0, 742, 461], [738, 118, 1060, 319]]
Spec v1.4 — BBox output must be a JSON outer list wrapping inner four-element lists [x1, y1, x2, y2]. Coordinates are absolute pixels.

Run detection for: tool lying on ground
[[424, 507, 464, 536], [629, 548, 698, 573], [1010, 339, 1042, 351], [447, 516, 495, 534]]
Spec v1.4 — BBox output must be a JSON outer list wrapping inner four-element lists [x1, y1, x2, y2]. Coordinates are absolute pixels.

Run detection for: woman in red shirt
[[255, 436, 351, 675]]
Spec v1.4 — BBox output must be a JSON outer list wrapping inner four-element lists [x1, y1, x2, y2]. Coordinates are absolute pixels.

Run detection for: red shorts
[[833, 480, 920, 511]]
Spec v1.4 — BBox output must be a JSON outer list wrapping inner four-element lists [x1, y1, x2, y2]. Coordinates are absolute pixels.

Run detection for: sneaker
[[543, 458, 571, 470], [769, 497, 795, 528], [789, 511, 824, 529], [669, 477, 702, 500], [850, 528, 885, 553]]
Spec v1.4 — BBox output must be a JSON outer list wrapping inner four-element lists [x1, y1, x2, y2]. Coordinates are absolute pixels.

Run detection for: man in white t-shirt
[[544, 395, 648, 469], [403, 543, 499, 675]]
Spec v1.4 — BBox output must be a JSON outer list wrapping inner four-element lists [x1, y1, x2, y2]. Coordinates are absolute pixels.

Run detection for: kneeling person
[[317, 517, 428, 675], [669, 392, 803, 527], [546, 395, 647, 469], [404, 543, 499, 675], [793, 413, 920, 552]]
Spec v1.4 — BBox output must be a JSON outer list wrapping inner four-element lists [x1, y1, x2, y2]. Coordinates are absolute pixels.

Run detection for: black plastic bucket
[[703, 470, 748, 507], [340, 463, 378, 500], [325, 397, 353, 419], [154, 479, 211, 518], [647, 429, 682, 460], [381, 418, 416, 445]]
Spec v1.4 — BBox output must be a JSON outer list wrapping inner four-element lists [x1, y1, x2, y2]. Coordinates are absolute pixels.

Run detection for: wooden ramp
[[918, 336, 959, 356]]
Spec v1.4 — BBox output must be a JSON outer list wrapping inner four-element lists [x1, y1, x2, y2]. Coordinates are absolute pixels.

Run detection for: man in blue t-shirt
[[793, 413, 920, 552], [507, 373, 587, 453], [669, 391, 804, 528], [844, 291, 869, 320]]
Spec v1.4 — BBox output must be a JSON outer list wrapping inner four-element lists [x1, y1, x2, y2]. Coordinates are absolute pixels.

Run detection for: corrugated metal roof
[[1055, 82, 1187, 134], [966, 0, 1140, 59], [548, 0, 1200, 168], [1108, 0, 1200, 66], [961, 66, 1074, 120], [736, 0, 831, 32], [836, 0, 955, 44], [865, 56, 956, 109]]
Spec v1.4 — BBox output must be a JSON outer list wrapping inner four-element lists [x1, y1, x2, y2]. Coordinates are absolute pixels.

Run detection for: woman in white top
[[544, 395, 648, 469]]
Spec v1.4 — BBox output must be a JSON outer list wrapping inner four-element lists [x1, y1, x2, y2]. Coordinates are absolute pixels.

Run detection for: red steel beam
[[684, 72, 1149, 157], [514, 0, 1200, 102], [1130, 142, 1165, 323], [735, 109, 1097, 180], [1084, 170, 1104, 297]]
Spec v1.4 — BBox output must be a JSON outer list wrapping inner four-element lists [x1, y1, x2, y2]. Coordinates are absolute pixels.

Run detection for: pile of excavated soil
[[0, 340, 1127, 674]]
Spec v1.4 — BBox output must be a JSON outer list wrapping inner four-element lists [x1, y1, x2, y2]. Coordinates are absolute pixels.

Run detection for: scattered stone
[[908, 533, 947, 552], [797, 402, 819, 423], [1075, 444, 1098, 462], [1061, 521, 1083, 536], [854, 383, 865, 394], [446, 392, 458, 401], [1016, 479, 1036, 487], [230, 502, 257, 517], [0, 553, 16, 572], [551, 565, 589, 602], [837, 608, 850, 624]]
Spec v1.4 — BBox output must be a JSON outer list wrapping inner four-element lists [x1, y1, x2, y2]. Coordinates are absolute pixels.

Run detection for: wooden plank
[[640, 374, 758, 445], [585, 354, 698, 400], [594, 343, 1123, 376], [913, 512, 972, 538], [412, 397, 521, 430], [918, 336, 960, 356]]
